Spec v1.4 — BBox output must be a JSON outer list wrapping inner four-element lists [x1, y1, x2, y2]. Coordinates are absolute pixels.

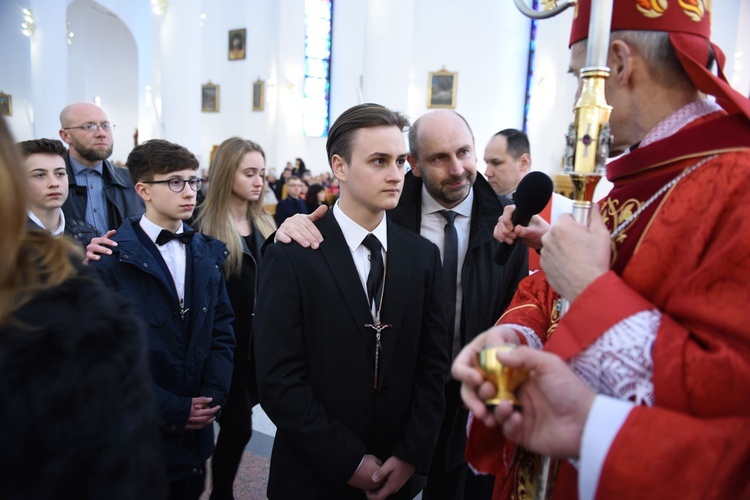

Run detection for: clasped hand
[[451, 333, 595, 460]]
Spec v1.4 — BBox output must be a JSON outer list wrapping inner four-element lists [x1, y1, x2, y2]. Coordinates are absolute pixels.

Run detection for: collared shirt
[[70, 157, 108, 236], [332, 201, 388, 317], [419, 185, 473, 337], [139, 215, 187, 305], [28, 209, 65, 235]]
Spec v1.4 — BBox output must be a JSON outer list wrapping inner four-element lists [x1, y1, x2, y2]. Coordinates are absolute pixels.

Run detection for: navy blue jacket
[[94, 217, 235, 482], [274, 196, 308, 225]]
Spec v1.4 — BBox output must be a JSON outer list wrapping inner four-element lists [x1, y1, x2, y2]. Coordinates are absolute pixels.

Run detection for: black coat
[[388, 171, 528, 471], [27, 215, 99, 249], [0, 264, 167, 498], [255, 211, 450, 499], [62, 154, 145, 233]]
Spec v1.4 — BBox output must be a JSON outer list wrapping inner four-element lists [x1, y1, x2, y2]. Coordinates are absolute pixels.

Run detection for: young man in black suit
[[275, 109, 528, 499], [255, 103, 450, 499]]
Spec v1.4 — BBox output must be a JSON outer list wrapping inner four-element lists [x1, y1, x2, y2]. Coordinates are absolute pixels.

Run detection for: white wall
[[3, 0, 747, 179], [67, 0, 139, 163], [0, 2, 34, 140]]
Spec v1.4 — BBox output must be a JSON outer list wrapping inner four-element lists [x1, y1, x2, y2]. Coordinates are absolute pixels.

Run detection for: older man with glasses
[[59, 102, 144, 238]]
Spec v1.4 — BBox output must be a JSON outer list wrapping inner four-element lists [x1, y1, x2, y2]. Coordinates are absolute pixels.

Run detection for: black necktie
[[440, 210, 459, 357], [362, 234, 384, 310], [155, 229, 195, 246]]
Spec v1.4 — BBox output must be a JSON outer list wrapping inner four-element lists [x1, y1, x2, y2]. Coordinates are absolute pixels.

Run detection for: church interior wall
[[2, 0, 747, 181]]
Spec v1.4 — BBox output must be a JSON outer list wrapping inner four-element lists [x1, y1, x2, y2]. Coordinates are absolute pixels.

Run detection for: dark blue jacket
[[94, 217, 235, 482], [274, 196, 308, 225]]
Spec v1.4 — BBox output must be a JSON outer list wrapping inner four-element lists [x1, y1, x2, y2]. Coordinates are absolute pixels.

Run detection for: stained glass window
[[303, 0, 333, 137]]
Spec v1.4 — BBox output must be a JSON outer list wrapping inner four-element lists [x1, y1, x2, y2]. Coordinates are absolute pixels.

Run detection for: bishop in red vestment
[[457, 1, 750, 498]]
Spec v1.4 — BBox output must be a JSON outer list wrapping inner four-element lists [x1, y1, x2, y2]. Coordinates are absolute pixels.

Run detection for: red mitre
[[569, 0, 750, 120]]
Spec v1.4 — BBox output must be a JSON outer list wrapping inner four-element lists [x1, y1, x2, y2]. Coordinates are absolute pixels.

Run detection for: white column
[[159, 0, 202, 155], [30, 0, 69, 139]]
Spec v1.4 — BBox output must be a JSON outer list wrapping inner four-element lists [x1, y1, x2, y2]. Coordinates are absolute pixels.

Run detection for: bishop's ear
[[609, 39, 634, 85]]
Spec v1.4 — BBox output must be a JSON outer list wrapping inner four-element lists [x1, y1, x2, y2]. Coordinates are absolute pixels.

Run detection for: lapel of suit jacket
[[317, 211, 378, 358], [376, 219, 412, 379]]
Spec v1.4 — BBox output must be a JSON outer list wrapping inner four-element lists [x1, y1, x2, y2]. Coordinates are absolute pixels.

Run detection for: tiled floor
[[200, 406, 275, 499], [201, 407, 423, 499]]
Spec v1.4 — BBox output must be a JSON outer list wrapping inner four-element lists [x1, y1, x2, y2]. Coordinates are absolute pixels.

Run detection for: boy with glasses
[[93, 139, 235, 500], [59, 102, 144, 237]]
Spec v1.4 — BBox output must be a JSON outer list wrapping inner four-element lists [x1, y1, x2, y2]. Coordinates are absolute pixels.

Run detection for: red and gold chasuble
[[466, 112, 750, 499]]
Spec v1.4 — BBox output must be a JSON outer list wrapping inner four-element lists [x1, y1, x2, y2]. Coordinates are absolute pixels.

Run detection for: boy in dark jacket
[[18, 138, 99, 248], [93, 139, 235, 500]]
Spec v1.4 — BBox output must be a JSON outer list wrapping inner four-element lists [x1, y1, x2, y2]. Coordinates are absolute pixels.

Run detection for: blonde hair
[[0, 118, 80, 324], [196, 137, 276, 277]]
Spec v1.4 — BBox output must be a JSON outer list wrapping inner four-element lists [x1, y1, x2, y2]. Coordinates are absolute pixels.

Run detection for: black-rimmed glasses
[[142, 177, 204, 193], [63, 122, 116, 133]]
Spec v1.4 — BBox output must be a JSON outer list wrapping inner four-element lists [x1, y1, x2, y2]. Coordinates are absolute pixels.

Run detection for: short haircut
[[326, 103, 410, 166], [408, 110, 473, 160], [609, 30, 695, 92], [286, 175, 302, 185], [494, 128, 530, 160], [17, 139, 68, 160], [126, 139, 198, 184]]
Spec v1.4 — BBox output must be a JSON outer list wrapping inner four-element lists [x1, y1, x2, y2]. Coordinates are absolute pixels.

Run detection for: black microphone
[[494, 171, 554, 266]]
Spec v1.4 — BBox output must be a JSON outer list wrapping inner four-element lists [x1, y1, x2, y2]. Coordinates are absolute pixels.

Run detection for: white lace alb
[[569, 309, 660, 406]]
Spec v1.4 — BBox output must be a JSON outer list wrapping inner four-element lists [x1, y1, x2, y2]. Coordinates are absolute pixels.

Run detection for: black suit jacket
[[388, 171, 528, 472], [255, 210, 450, 499]]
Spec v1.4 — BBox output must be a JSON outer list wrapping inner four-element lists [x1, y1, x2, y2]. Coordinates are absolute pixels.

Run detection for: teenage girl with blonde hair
[[196, 136, 275, 499]]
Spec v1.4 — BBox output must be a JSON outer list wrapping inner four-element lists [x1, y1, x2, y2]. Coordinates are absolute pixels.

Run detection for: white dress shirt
[[28, 209, 65, 236], [332, 201, 388, 317], [139, 215, 187, 305], [419, 185, 473, 339]]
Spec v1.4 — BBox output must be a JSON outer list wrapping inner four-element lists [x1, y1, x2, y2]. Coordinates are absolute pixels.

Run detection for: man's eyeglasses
[[63, 122, 116, 132], [142, 177, 204, 193]]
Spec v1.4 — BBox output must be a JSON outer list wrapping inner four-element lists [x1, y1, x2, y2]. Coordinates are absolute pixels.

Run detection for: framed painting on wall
[[201, 82, 220, 112], [0, 92, 11, 116], [427, 69, 458, 109], [228, 29, 246, 60], [252, 79, 265, 111]]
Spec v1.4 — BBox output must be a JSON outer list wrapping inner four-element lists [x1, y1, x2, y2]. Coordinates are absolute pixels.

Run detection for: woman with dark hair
[[293, 156, 307, 176], [0, 117, 166, 498], [305, 183, 329, 214], [195, 136, 276, 500]]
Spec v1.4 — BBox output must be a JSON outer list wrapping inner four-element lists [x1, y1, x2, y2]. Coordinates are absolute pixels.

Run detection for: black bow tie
[[155, 229, 195, 246]]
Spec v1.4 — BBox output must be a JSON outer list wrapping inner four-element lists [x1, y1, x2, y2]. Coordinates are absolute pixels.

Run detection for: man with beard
[[59, 102, 144, 236], [276, 109, 529, 499]]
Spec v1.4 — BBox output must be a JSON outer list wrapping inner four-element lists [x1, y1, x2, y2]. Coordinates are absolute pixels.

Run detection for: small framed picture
[[252, 79, 265, 112], [0, 92, 11, 116], [201, 82, 220, 113], [427, 69, 458, 109], [228, 28, 246, 61]]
